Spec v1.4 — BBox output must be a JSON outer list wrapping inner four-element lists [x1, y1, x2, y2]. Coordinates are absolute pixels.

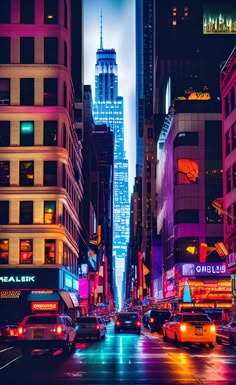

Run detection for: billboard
[[203, 0, 236, 34]]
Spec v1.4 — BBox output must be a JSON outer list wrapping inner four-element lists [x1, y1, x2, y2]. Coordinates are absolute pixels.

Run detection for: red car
[[216, 320, 236, 346], [0, 324, 19, 344]]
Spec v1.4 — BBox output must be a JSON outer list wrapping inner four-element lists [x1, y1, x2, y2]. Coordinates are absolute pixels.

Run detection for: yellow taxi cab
[[162, 312, 216, 347]]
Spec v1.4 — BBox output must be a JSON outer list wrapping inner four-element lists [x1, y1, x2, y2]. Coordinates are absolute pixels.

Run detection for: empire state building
[[93, 14, 130, 309]]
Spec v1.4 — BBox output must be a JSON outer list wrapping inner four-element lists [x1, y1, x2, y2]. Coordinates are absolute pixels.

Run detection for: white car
[[75, 316, 106, 340], [17, 313, 76, 358]]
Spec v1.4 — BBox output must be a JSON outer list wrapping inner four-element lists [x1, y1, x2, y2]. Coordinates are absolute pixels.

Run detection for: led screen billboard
[[203, 0, 236, 34]]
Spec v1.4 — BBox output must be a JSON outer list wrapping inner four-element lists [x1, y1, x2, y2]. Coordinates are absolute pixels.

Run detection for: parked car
[[162, 312, 216, 347], [115, 312, 141, 334], [0, 324, 19, 344], [75, 316, 106, 341], [17, 313, 76, 358], [142, 309, 171, 333], [216, 320, 236, 346]]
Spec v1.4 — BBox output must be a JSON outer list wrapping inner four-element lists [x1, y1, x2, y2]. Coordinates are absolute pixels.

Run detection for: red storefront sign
[[31, 302, 58, 312]]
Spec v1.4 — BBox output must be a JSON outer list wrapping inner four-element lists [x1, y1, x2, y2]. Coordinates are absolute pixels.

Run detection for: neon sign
[[0, 275, 35, 283]]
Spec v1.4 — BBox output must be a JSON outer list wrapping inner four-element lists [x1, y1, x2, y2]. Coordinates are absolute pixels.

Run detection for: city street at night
[[1, 322, 236, 385]]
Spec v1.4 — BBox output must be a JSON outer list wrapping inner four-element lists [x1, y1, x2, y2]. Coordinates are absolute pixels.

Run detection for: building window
[[20, 161, 34, 186], [225, 94, 230, 117], [0, 239, 9, 264], [45, 240, 56, 264], [44, 201, 56, 224], [0, 38, 10, 64], [174, 132, 199, 147], [174, 237, 199, 262], [230, 85, 235, 112], [233, 163, 236, 189], [176, 159, 199, 184], [44, 161, 57, 186], [64, 42, 67, 67], [20, 79, 34, 106], [0, 201, 9, 225], [226, 168, 231, 193], [20, 121, 34, 146], [232, 122, 236, 150], [44, 0, 58, 24], [20, 239, 33, 264], [20, 37, 34, 64], [225, 130, 231, 155], [20, 201, 33, 224], [0, 1, 10, 23], [43, 121, 57, 146], [0, 121, 10, 146], [174, 210, 199, 224], [20, 0, 34, 24], [44, 37, 58, 64], [44, 78, 58, 105], [64, 0, 67, 28], [63, 82, 67, 107], [0, 78, 10, 105], [0, 161, 10, 186]]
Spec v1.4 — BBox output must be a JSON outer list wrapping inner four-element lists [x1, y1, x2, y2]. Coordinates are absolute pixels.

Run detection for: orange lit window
[[0, 239, 8, 264], [20, 239, 33, 264], [44, 201, 56, 224], [45, 239, 56, 264], [172, 20, 177, 26], [176, 159, 199, 184]]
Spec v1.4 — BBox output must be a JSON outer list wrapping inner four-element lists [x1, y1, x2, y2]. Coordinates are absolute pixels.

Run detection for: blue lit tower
[[93, 12, 130, 309]]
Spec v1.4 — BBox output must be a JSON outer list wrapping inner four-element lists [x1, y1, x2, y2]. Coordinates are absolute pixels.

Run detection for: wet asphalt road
[[1, 322, 236, 385]]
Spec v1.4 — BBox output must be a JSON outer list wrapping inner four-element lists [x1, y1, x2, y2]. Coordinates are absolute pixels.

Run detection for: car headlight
[[180, 324, 187, 332], [210, 325, 216, 333]]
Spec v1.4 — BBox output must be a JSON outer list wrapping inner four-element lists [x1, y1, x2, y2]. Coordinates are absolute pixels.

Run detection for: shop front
[[162, 262, 232, 315], [0, 268, 79, 324]]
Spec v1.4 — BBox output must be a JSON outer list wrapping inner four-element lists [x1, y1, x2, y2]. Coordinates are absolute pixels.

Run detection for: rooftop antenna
[[100, 8, 103, 49]]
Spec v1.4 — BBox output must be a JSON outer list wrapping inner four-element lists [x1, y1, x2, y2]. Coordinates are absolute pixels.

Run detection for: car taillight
[[116, 321, 121, 326], [210, 325, 216, 333], [18, 327, 23, 336], [149, 317, 154, 324], [136, 321, 141, 327], [8, 329, 15, 336], [180, 324, 187, 332], [95, 324, 100, 330], [56, 325, 63, 335]]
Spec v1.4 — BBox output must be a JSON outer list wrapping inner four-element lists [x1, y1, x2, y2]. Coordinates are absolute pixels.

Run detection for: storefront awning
[[27, 291, 60, 302], [69, 292, 79, 307], [59, 291, 74, 309]]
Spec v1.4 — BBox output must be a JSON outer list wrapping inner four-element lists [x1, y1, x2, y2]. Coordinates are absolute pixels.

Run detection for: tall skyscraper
[[93, 13, 130, 308]]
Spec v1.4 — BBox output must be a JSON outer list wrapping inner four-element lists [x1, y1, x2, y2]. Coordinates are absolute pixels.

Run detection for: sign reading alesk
[[177, 262, 228, 277], [0, 275, 35, 283]]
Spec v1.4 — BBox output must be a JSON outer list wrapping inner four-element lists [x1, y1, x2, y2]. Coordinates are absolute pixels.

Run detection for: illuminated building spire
[[100, 8, 103, 49]]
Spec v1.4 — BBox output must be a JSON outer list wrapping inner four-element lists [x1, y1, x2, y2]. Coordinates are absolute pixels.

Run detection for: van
[[142, 309, 171, 333]]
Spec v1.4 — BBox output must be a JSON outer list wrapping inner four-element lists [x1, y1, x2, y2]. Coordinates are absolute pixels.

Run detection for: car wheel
[[115, 329, 119, 333], [102, 332, 106, 339], [229, 335, 235, 347], [70, 340, 76, 352], [137, 329, 141, 335], [208, 342, 214, 348], [216, 336, 222, 345], [163, 332, 168, 342], [63, 338, 70, 355], [174, 333, 180, 347], [97, 332, 101, 341]]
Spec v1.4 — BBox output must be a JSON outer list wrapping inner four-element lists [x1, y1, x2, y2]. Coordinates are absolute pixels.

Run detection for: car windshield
[[183, 315, 211, 322], [76, 318, 97, 323], [152, 311, 170, 318], [118, 314, 138, 320], [25, 316, 57, 325]]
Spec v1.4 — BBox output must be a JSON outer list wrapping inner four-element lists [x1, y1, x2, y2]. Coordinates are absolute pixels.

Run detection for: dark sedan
[[216, 320, 236, 346], [115, 312, 141, 334]]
